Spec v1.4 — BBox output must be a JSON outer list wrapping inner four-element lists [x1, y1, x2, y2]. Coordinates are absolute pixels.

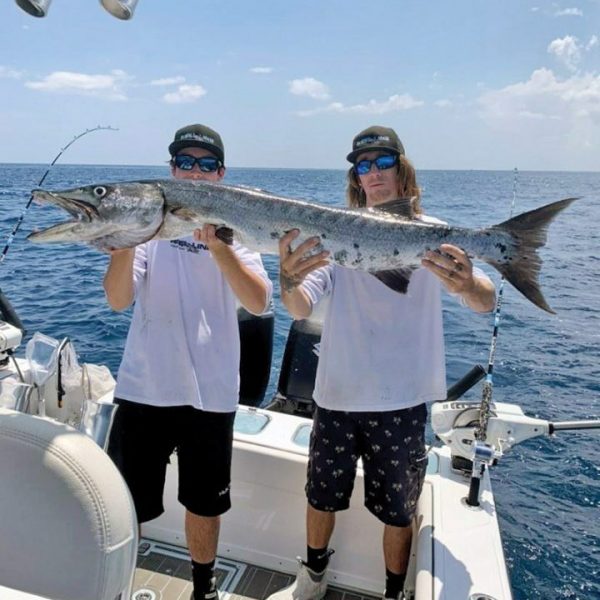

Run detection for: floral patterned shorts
[[306, 403, 428, 527]]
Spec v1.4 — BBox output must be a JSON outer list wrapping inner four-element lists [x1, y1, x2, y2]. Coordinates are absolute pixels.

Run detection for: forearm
[[103, 249, 136, 311], [211, 246, 269, 315], [461, 276, 496, 313], [280, 282, 313, 320]]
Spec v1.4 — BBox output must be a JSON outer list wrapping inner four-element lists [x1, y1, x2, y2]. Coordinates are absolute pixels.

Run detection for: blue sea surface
[[1, 164, 599, 598]]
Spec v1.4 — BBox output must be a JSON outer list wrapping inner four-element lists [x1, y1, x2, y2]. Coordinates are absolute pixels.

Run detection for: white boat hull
[[145, 406, 513, 599]]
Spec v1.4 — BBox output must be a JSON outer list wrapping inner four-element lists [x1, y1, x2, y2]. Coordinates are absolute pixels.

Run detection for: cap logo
[[178, 132, 215, 145], [355, 134, 392, 148]]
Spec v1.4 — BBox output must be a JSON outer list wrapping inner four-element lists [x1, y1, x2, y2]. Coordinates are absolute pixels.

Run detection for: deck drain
[[133, 590, 157, 600]]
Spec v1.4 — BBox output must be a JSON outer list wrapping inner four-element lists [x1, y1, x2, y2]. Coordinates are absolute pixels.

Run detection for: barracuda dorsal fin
[[371, 266, 418, 294], [369, 197, 416, 219]]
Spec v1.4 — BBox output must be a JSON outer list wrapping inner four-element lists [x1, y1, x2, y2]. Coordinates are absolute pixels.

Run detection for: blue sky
[[1, 0, 599, 170]]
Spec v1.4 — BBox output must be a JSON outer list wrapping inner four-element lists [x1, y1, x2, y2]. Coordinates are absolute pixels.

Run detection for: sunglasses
[[354, 154, 398, 176], [174, 154, 222, 172]]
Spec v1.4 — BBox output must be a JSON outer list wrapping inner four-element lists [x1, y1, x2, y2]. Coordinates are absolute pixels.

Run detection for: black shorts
[[306, 404, 428, 527], [107, 398, 235, 523]]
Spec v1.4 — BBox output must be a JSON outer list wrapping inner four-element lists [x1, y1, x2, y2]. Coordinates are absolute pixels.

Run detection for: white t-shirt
[[300, 215, 490, 412], [114, 236, 272, 412]]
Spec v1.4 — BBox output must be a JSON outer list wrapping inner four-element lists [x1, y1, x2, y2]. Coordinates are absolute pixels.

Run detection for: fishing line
[[0, 125, 118, 267], [476, 167, 519, 442]]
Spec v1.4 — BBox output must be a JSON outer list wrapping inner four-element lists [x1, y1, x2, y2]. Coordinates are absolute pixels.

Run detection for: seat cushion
[[0, 408, 137, 600]]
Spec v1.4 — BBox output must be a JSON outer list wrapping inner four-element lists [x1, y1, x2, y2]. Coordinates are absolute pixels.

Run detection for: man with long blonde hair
[[269, 126, 496, 600]]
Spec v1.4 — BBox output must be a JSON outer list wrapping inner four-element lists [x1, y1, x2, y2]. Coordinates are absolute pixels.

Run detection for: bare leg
[[307, 504, 335, 549], [383, 524, 412, 574], [185, 510, 220, 563]]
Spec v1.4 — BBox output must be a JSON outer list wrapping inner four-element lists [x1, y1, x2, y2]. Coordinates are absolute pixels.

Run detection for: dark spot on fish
[[321, 233, 327, 239], [270, 231, 279, 239], [495, 243, 507, 253], [334, 249, 348, 264], [393, 248, 399, 256], [353, 242, 360, 249]]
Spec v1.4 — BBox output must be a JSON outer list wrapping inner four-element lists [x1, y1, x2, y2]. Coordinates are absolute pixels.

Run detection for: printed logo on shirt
[[170, 239, 209, 253], [312, 342, 320, 358]]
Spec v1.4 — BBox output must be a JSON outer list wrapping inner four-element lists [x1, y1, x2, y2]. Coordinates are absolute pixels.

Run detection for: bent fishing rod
[[0, 125, 118, 331]]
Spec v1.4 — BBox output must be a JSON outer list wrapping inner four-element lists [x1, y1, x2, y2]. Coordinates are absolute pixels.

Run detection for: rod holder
[[100, 0, 138, 19], [14, 0, 51, 17]]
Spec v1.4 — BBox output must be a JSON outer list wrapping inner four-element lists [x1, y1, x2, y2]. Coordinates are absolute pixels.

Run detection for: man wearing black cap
[[269, 126, 496, 600], [104, 124, 273, 600]]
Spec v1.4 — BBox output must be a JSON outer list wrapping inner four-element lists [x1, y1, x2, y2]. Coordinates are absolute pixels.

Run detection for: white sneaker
[[266, 559, 328, 600]]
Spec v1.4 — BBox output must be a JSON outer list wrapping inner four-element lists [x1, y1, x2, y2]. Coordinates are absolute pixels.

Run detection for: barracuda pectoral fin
[[160, 207, 237, 245], [370, 266, 417, 294], [170, 207, 199, 221]]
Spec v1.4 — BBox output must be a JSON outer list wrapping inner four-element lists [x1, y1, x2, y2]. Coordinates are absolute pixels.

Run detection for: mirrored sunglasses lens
[[199, 158, 219, 172], [175, 155, 195, 170], [375, 155, 397, 170], [355, 160, 371, 175]]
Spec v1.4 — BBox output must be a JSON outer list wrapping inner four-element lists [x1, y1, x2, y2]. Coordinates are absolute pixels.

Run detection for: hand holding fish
[[279, 229, 330, 293], [193, 224, 229, 251], [422, 244, 474, 294], [423, 244, 496, 312]]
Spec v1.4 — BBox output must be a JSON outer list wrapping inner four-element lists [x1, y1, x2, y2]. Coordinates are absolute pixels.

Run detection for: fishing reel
[[431, 399, 549, 470], [434, 366, 600, 508]]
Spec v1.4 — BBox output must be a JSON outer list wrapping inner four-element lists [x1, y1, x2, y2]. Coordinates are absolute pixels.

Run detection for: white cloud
[[25, 70, 129, 100], [163, 84, 206, 104], [478, 67, 600, 122], [250, 67, 273, 74], [297, 94, 423, 117], [547, 35, 582, 71], [150, 76, 186, 86], [435, 99, 452, 108], [587, 35, 599, 50], [554, 8, 583, 16], [0, 66, 23, 79], [289, 77, 330, 100]]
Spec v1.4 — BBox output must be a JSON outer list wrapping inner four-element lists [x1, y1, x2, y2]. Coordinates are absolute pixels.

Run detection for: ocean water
[[1, 164, 599, 598]]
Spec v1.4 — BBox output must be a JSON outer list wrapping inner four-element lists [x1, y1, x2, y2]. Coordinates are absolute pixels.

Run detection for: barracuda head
[[28, 181, 165, 251]]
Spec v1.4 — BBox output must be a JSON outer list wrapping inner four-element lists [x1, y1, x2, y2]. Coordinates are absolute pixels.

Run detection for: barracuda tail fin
[[486, 197, 578, 314]]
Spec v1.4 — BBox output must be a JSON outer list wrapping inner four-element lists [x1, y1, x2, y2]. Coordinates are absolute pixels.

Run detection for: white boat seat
[[0, 408, 137, 600]]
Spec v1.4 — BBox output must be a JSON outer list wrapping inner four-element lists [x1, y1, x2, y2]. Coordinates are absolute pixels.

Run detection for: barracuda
[[28, 179, 576, 313]]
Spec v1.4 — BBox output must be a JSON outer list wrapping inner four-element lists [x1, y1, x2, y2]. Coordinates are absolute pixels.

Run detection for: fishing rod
[[0, 125, 118, 332], [477, 167, 519, 440], [0, 125, 118, 268], [464, 171, 600, 506], [467, 168, 519, 507]]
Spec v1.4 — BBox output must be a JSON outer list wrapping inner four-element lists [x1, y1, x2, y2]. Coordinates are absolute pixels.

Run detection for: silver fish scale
[[162, 181, 516, 271]]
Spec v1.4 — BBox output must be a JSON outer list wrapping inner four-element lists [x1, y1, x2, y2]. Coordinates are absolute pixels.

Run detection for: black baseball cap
[[168, 124, 225, 163], [346, 126, 405, 163]]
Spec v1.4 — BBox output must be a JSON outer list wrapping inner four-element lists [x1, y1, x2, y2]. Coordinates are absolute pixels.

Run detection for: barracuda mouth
[[28, 189, 104, 243], [32, 189, 100, 222]]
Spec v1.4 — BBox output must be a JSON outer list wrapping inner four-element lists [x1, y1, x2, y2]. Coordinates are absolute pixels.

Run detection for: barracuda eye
[[93, 186, 108, 198]]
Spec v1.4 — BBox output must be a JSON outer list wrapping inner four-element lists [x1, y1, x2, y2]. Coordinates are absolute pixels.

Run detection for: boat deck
[[134, 538, 380, 600]]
